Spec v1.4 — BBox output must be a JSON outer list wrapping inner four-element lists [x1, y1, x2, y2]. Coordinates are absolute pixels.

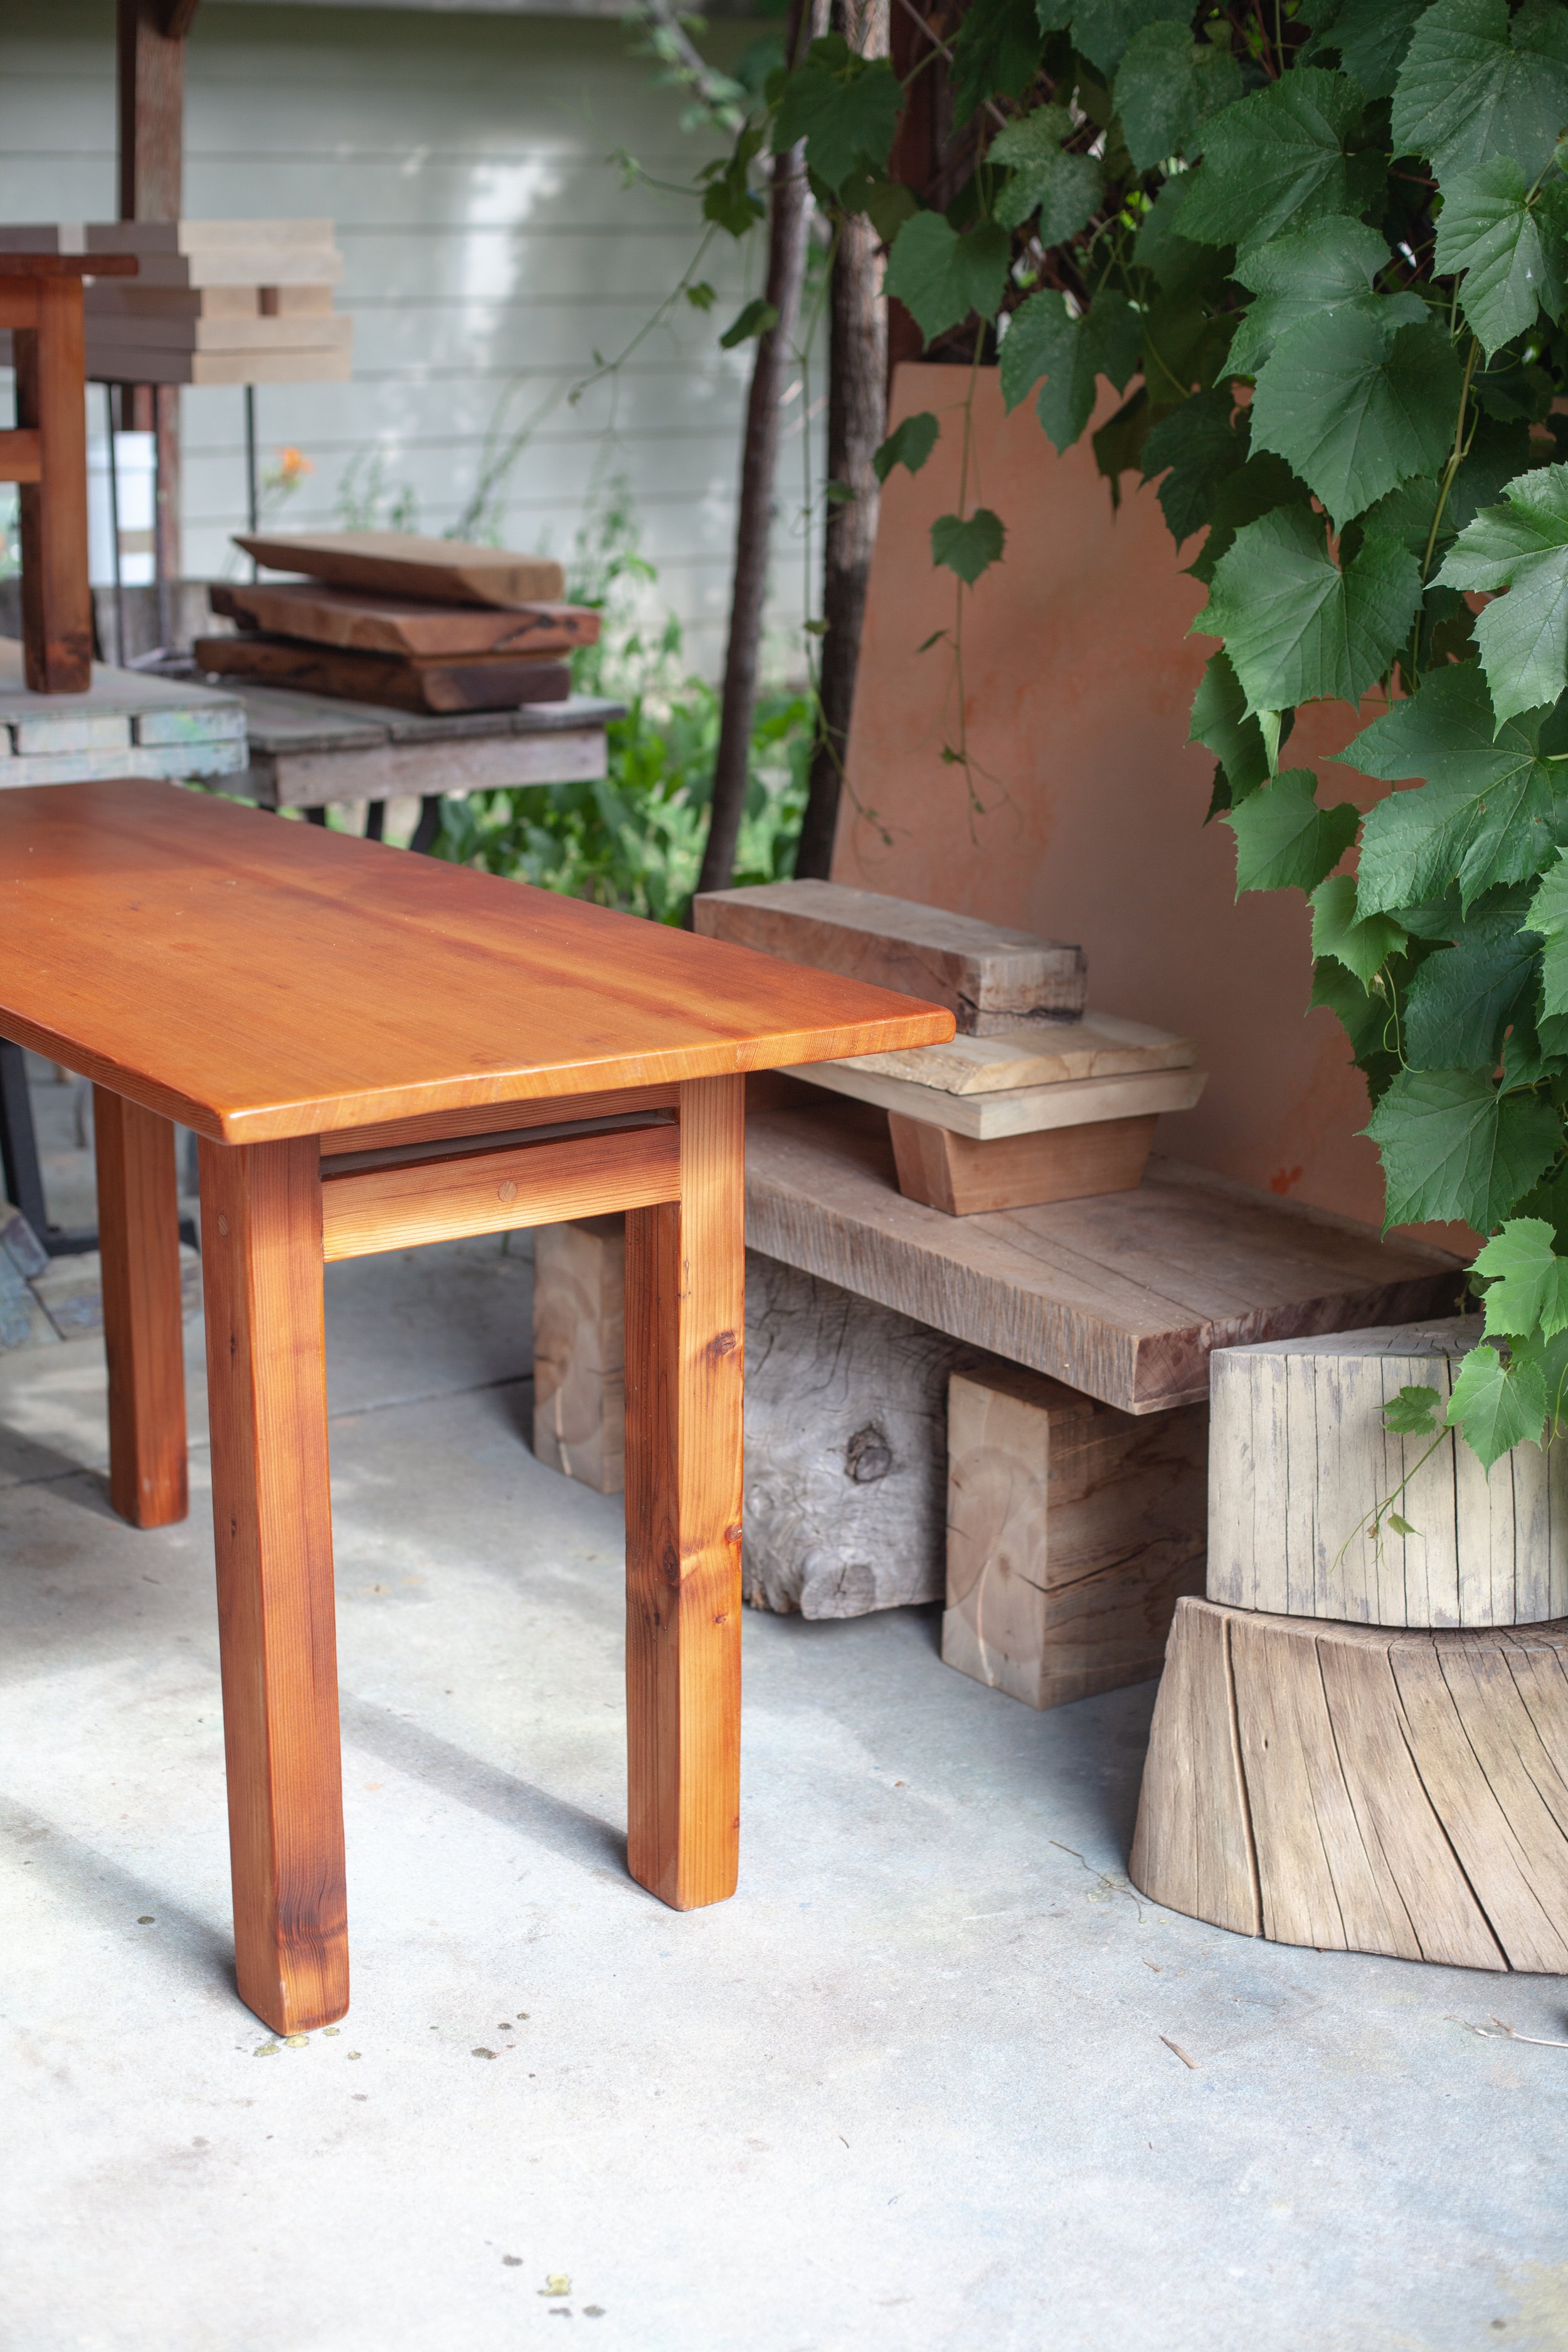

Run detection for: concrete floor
[[3, 1185, 1568, 2346]]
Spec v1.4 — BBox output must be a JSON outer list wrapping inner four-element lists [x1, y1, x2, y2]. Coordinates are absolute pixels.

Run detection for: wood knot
[[845, 1423, 893, 1483], [497, 1179, 518, 1204], [706, 1330, 738, 1360]]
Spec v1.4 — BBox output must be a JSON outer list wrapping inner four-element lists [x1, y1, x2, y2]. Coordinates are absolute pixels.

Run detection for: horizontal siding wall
[[0, 0, 824, 677]]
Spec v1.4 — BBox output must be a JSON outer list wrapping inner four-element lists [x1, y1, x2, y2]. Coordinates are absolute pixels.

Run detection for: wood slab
[[235, 529, 566, 609], [209, 580, 601, 659], [743, 1104, 1465, 1414], [1207, 1319, 1568, 1628], [193, 633, 570, 716], [0, 781, 953, 1142], [85, 344, 352, 387], [694, 879, 1086, 1033], [1131, 1596, 1568, 1973], [830, 1010, 1195, 1095], [889, 1108, 1158, 1213], [85, 313, 351, 354], [789, 1056, 1208, 1138]]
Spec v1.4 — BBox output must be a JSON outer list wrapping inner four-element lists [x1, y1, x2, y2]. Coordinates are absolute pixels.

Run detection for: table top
[[745, 1104, 1463, 1414], [227, 681, 625, 756], [0, 781, 953, 1143]]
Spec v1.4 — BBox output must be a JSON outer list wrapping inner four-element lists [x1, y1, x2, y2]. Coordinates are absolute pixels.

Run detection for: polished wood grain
[[199, 1134, 348, 2033], [15, 275, 91, 694], [624, 1076, 745, 1909], [887, 1108, 1158, 1214], [94, 1086, 188, 1528], [0, 782, 953, 1140], [320, 1121, 680, 1260], [319, 1084, 681, 1160]]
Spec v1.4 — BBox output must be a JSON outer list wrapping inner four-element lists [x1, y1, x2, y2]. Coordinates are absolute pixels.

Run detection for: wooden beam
[[0, 430, 41, 485], [319, 1121, 681, 1261], [118, 0, 187, 597]]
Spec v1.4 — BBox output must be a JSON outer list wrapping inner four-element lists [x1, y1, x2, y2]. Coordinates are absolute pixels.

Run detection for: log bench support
[[95, 1077, 743, 2035]]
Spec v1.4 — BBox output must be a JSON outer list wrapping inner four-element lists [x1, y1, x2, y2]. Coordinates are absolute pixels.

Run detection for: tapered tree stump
[[1130, 1597, 1568, 1973]]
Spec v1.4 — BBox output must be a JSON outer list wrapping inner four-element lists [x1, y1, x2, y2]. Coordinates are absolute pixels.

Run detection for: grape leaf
[[1400, 891, 1540, 1068], [720, 298, 779, 348], [772, 37, 904, 193], [1189, 452, 1303, 585], [999, 289, 1140, 449], [1227, 215, 1393, 378], [873, 412, 940, 483], [1434, 158, 1568, 356], [1224, 766, 1360, 894], [1250, 307, 1459, 531], [1196, 506, 1421, 713], [1140, 388, 1244, 546], [1189, 650, 1273, 801], [1310, 872, 1409, 983], [1383, 1380, 1444, 1433], [884, 213, 1011, 341], [990, 107, 1105, 238], [931, 508, 1006, 583], [1113, 22, 1242, 172], [1391, 0, 1568, 184], [1067, 0, 1192, 77], [1178, 68, 1382, 254], [1345, 663, 1568, 913], [1133, 174, 1234, 302], [1437, 462, 1568, 728], [1365, 1066, 1560, 1228], [1310, 0, 1427, 101], [950, 0, 1045, 118], [1525, 849, 1568, 1017], [1446, 1339, 1549, 1464], [1473, 1216, 1568, 1337]]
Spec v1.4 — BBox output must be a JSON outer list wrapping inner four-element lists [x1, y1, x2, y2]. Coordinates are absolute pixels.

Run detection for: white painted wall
[[0, 0, 824, 676]]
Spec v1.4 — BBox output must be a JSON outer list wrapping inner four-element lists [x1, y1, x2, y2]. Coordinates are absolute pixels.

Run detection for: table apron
[[320, 1120, 681, 1260]]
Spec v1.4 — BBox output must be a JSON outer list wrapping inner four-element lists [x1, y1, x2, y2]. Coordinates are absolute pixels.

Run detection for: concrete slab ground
[[3, 1234, 1568, 2351]]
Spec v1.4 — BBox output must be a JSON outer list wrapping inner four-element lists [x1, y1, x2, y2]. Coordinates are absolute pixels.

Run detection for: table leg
[[623, 1073, 744, 1909], [199, 1135, 349, 2031], [95, 1087, 187, 1528], [17, 277, 91, 694]]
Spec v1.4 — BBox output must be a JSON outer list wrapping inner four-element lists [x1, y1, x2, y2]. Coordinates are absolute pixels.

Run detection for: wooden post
[[15, 277, 92, 692], [623, 1076, 745, 1909], [533, 1216, 627, 1495], [94, 1086, 188, 1528], [199, 1133, 348, 2033], [118, 0, 189, 611]]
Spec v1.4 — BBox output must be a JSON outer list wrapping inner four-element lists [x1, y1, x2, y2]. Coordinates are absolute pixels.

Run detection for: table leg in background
[[623, 1073, 744, 1909], [199, 1135, 349, 2031], [94, 1086, 187, 1528]]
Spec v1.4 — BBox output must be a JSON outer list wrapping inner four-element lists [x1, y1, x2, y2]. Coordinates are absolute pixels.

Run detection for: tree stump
[[1208, 1318, 1568, 1627], [943, 1364, 1207, 1708], [1130, 1597, 1568, 1973]]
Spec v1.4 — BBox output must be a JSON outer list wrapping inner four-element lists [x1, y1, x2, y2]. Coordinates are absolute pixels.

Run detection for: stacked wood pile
[[694, 881, 1206, 1212], [1132, 1318, 1568, 1972], [197, 531, 600, 716]]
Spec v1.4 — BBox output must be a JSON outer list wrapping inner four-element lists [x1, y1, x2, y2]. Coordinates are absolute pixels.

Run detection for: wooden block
[[532, 1216, 626, 1495], [85, 284, 263, 319], [943, 1364, 1207, 1708], [209, 580, 601, 659], [104, 250, 343, 290], [1130, 1596, 1568, 1973], [1207, 1318, 1568, 1627], [233, 529, 566, 610], [262, 284, 334, 315], [194, 633, 570, 716], [85, 343, 352, 386], [693, 879, 1085, 1034], [829, 1011, 1197, 1095], [794, 1056, 1207, 1138], [86, 312, 352, 354], [888, 1110, 1158, 1214], [85, 219, 337, 253]]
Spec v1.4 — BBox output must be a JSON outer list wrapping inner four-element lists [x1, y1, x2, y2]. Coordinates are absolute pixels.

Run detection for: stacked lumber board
[[0, 637, 245, 787], [197, 531, 600, 717], [694, 881, 1205, 1211], [1132, 1318, 1568, 1972]]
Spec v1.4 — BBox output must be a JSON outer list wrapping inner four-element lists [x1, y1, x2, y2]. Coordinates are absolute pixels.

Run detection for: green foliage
[[1473, 1216, 1568, 1336], [719, 297, 779, 348], [1433, 161, 1567, 357], [1438, 465, 1568, 725], [1390, 0, 1568, 184], [884, 212, 1011, 341], [1382, 1380, 1444, 1434], [1177, 70, 1380, 253], [771, 34, 903, 194], [874, 411, 941, 481], [931, 507, 1007, 583], [1444, 1338, 1547, 1466], [1225, 767, 1359, 894], [1113, 23, 1241, 172], [1196, 506, 1421, 714], [999, 288, 1139, 447], [990, 107, 1104, 236], [1311, 873, 1409, 984]]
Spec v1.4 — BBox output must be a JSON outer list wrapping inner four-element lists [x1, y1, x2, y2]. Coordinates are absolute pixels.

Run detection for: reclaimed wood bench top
[[0, 781, 953, 1143], [744, 1103, 1463, 1415]]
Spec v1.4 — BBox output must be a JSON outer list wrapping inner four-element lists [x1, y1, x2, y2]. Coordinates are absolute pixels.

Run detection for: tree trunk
[[793, 0, 888, 881], [695, 0, 821, 900]]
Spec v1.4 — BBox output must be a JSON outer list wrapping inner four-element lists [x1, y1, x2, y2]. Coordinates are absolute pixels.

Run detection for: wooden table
[[219, 678, 624, 852], [0, 780, 948, 2032]]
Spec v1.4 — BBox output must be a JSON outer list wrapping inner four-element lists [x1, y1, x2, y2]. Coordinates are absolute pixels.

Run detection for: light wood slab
[[1131, 1596, 1568, 1972], [86, 344, 352, 387], [0, 781, 951, 1142], [211, 580, 601, 659], [788, 1056, 1208, 1138], [694, 877, 1086, 1033], [235, 529, 566, 608], [744, 1105, 1463, 1414], [831, 1010, 1196, 1094]]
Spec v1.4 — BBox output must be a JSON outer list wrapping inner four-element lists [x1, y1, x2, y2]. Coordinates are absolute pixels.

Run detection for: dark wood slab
[[744, 1104, 1464, 1415], [233, 527, 564, 608], [209, 578, 601, 657], [194, 632, 571, 715]]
